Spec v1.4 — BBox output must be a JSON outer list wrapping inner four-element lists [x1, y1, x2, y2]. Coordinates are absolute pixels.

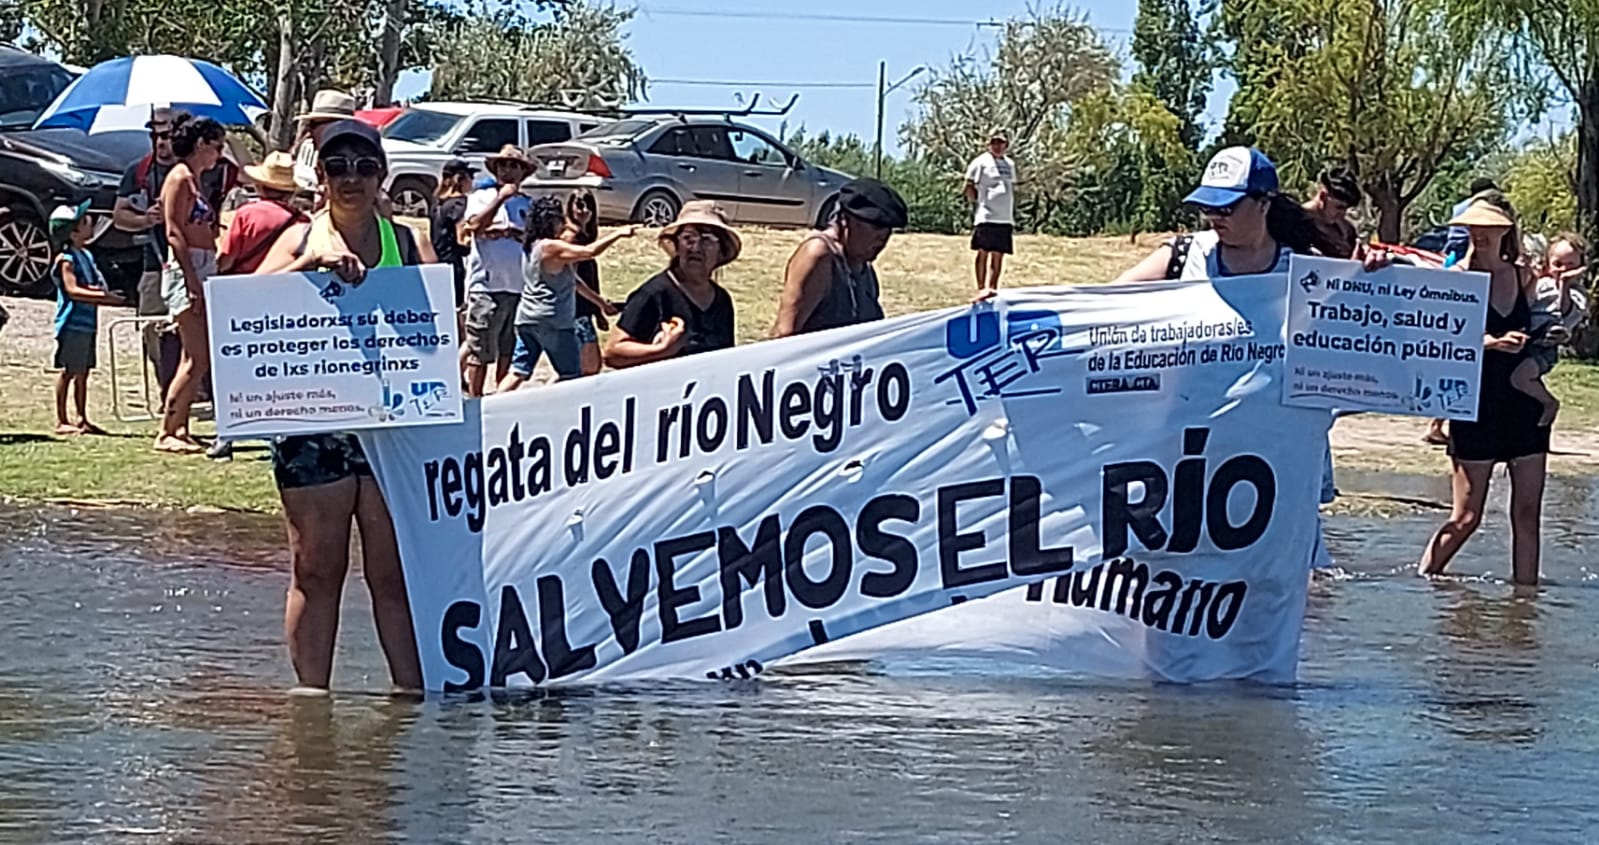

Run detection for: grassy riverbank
[[3, 226, 1597, 513]]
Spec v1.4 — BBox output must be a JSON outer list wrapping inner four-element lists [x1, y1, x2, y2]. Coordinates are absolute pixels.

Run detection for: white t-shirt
[[965, 152, 1016, 226], [464, 187, 531, 295]]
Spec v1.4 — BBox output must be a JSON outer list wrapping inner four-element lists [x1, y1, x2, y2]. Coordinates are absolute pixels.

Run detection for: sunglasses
[[1194, 196, 1261, 217], [150, 131, 172, 140], [323, 156, 384, 179]]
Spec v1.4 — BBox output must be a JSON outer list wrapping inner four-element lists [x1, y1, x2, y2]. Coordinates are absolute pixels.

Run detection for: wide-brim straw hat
[[1448, 200, 1515, 229], [485, 144, 535, 169], [296, 89, 358, 123], [659, 200, 742, 266], [243, 151, 299, 192]]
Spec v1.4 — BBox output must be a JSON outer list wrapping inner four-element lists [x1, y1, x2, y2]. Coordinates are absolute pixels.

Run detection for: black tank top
[[799, 231, 884, 333]]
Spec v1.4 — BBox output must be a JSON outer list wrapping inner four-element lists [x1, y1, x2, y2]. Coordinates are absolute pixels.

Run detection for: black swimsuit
[[1449, 289, 1549, 462]]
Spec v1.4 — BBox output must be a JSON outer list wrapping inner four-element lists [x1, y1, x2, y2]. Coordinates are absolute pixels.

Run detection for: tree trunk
[[1369, 183, 1403, 245], [1576, 79, 1599, 244], [1572, 79, 1599, 360], [374, 0, 407, 106], [269, 11, 300, 152]]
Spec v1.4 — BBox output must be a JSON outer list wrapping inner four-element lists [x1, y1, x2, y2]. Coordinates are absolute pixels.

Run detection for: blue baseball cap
[[1184, 147, 1279, 208]]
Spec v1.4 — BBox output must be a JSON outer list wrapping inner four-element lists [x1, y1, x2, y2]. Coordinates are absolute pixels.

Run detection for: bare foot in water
[[154, 434, 204, 454]]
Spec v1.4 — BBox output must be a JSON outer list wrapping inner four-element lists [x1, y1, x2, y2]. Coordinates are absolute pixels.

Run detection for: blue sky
[[398, 0, 1238, 151]]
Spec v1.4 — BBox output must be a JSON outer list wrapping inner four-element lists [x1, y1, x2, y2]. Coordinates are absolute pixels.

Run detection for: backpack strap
[[1165, 234, 1193, 280]]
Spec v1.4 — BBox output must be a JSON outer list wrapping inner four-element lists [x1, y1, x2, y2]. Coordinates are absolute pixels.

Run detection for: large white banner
[[362, 276, 1331, 692], [1284, 256, 1487, 420], [205, 265, 461, 437]]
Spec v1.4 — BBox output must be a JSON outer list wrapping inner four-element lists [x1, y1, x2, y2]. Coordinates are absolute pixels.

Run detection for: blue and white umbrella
[[33, 54, 268, 134]]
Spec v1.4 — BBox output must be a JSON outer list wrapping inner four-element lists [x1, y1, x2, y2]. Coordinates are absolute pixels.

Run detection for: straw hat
[[296, 90, 358, 123], [485, 144, 534, 169], [1448, 200, 1515, 229], [243, 151, 299, 193], [659, 200, 742, 266]]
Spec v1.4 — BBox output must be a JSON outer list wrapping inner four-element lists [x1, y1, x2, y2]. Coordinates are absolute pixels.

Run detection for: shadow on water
[[0, 468, 1596, 842]]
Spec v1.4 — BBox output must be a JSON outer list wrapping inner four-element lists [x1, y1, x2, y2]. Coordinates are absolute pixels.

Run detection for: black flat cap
[[318, 119, 387, 167], [838, 178, 908, 229]]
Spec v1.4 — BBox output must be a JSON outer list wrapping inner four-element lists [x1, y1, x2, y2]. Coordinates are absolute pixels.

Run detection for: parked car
[[0, 45, 145, 298], [380, 102, 606, 218], [524, 116, 854, 228], [1411, 227, 1450, 254]]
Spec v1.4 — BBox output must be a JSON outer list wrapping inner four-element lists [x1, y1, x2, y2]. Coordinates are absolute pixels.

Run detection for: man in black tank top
[[773, 178, 907, 337]]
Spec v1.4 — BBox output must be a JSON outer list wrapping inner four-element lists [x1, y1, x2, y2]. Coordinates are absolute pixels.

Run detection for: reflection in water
[[0, 476, 1598, 842], [1422, 584, 1544, 745]]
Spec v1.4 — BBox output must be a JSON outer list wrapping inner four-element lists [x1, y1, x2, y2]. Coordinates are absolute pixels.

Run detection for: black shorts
[[55, 331, 97, 373], [972, 223, 1014, 255], [271, 433, 372, 490]]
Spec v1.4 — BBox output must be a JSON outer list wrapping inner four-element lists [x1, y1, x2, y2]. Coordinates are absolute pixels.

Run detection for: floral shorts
[[574, 314, 598, 345], [271, 433, 371, 490]]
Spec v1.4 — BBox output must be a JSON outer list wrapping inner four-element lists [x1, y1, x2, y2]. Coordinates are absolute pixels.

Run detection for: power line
[[651, 78, 876, 89], [637, 5, 1004, 28], [637, 4, 1133, 34]]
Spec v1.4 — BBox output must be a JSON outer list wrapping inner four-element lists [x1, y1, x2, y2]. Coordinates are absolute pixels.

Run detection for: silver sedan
[[523, 117, 853, 228]]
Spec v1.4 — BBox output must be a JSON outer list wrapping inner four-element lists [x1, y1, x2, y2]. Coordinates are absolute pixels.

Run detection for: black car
[[0, 45, 148, 298]]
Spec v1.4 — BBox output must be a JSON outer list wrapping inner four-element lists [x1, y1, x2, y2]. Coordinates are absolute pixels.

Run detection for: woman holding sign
[[1112, 148, 1380, 513], [257, 119, 424, 692], [1419, 200, 1549, 587]]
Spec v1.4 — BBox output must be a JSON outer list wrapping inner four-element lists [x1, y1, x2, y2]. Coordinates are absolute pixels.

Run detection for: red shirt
[[221, 199, 305, 274]]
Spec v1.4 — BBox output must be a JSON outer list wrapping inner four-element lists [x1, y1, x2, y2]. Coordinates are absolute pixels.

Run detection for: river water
[[1, 469, 1597, 843]]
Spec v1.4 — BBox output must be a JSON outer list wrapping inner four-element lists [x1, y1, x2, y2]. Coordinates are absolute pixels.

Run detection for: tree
[[1132, 0, 1214, 150], [427, 1, 644, 110], [1486, 0, 1599, 243], [10, 0, 536, 148], [785, 129, 971, 234], [1504, 134, 1578, 235], [1216, 0, 1536, 242], [903, 4, 1120, 232], [1056, 87, 1195, 236]]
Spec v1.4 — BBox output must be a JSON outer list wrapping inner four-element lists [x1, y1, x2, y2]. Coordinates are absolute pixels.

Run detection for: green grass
[[1547, 358, 1599, 427]]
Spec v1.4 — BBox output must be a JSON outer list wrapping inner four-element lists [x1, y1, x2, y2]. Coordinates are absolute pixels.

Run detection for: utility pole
[[875, 62, 927, 179]]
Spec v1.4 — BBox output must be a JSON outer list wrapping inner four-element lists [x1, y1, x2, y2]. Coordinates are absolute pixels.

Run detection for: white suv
[[380, 102, 605, 217]]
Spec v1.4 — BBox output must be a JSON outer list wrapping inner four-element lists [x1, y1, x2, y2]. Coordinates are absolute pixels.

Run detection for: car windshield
[[578, 120, 655, 141], [382, 109, 462, 145], [0, 63, 75, 131]]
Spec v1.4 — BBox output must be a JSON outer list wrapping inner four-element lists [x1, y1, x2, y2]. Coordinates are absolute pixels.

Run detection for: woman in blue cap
[[1114, 147, 1397, 557], [1115, 147, 1351, 283]]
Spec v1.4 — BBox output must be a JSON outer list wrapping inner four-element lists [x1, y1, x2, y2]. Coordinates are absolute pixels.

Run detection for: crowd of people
[[33, 86, 913, 692], [26, 89, 1592, 689]]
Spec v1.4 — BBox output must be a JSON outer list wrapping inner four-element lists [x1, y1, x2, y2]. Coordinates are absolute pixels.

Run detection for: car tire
[[633, 190, 681, 227], [815, 194, 839, 229], [0, 210, 55, 299], [390, 176, 436, 220]]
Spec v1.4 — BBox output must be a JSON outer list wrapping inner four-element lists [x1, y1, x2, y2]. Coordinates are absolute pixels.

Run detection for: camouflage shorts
[[271, 433, 371, 490]]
